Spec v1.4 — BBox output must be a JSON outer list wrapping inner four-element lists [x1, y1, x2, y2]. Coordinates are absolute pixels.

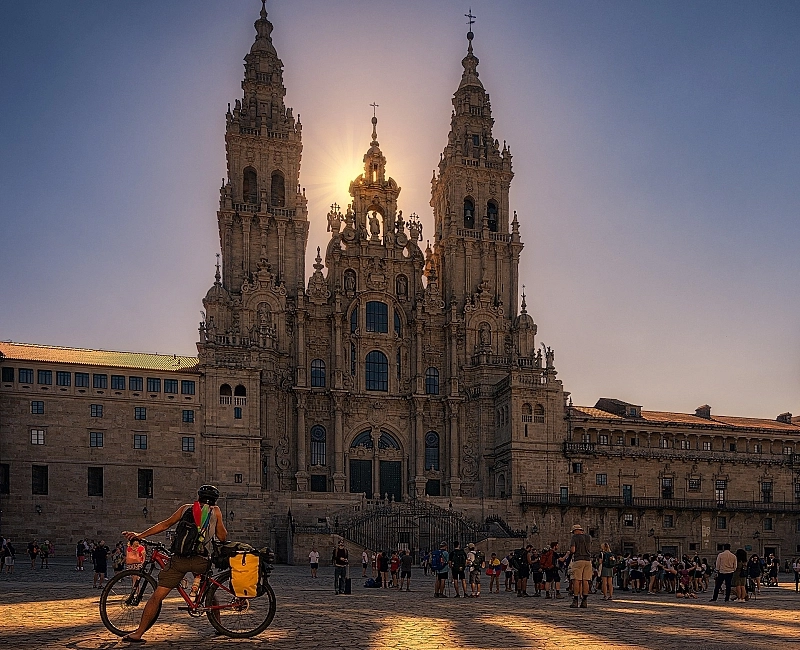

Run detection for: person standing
[[600, 543, 615, 600], [28, 539, 39, 569], [711, 543, 737, 602], [488, 552, 501, 594], [75, 539, 85, 571], [792, 557, 800, 592], [309, 547, 320, 578], [361, 549, 369, 577], [569, 524, 592, 608], [732, 548, 748, 602], [3, 539, 14, 574], [449, 541, 468, 597], [332, 540, 349, 595], [432, 542, 449, 598], [541, 541, 563, 598], [399, 549, 413, 591], [92, 540, 109, 589], [466, 543, 484, 597]]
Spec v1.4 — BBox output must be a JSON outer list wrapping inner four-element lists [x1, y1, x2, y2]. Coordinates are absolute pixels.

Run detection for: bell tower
[[430, 20, 522, 317], [217, 0, 308, 297]]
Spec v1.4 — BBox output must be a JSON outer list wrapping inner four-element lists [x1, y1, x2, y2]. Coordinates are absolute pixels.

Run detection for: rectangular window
[[90, 431, 104, 447], [133, 434, 148, 449], [717, 516, 727, 530], [629, 437, 638, 446], [702, 441, 712, 451], [37, 370, 52, 385], [365, 301, 389, 333], [795, 483, 800, 503], [32, 465, 48, 495], [689, 543, 698, 551], [90, 404, 103, 418], [134, 407, 146, 420], [623, 514, 634, 527], [785, 446, 794, 455], [56, 371, 71, 386], [111, 375, 125, 390], [234, 407, 243, 419], [30, 400, 44, 414], [234, 473, 243, 484], [581, 433, 590, 443], [93, 374, 108, 389], [715, 479, 727, 504], [182, 410, 194, 423], [729, 442, 737, 452], [19, 368, 34, 384], [181, 436, 195, 452], [659, 438, 669, 449], [137, 469, 153, 498], [763, 517, 773, 531], [88, 467, 103, 497], [596, 473, 607, 486], [181, 380, 195, 395], [1, 367, 13, 383], [163, 379, 178, 394], [688, 478, 701, 492], [616, 436, 624, 445], [680, 439, 690, 450], [129, 376, 143, 391], [761, 481, 773, 504], [663, 514, 674, 528], [796, 519, 800, 533], [75, 372, 89, 387], [598, 434, 609, 445], [661, 477, 674, 499], [753, 443, 762, 454], [30, 429, 45, 445], [146, 377, 161, 393], [0, 463, 8, 494], [571, 462, 582, 474]]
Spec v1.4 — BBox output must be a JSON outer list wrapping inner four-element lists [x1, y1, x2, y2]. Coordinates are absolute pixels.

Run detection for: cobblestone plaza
[[1, 558, 798, 649]]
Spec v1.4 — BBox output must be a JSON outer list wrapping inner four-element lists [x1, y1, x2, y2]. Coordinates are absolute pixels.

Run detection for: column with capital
[[447, 400, 462, 496], [331, 391, 347, 492], [294, 391, 310, 491], [412, 397, 428, 498], [371, 426, 381, 499]]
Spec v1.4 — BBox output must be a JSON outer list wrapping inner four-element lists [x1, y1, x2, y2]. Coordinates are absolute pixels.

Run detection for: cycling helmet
[[197, 484, 220, 505]]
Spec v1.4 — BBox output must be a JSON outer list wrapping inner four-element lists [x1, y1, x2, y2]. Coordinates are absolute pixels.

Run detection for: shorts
[[4, 557, 13, 566], [437, 571, 449, 580], [401, 570, 411, 579], [517, 567, 530, 579], [157, 555, 210, 589], [505, 570, 513, 578], [532, 572, 543, 584], [363, 563, 368, 569], [571, 559, 592, 582], [469, 570, 481, 585], [310, 563, 319, 569], [452, 568, 465, 581], [600, 567, 614, 578]]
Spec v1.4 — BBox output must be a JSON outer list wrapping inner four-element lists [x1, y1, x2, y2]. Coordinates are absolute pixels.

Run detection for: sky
[[1, 1, 799, 419]]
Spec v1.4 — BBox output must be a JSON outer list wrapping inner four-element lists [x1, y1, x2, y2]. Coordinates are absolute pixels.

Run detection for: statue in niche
[[344, 269, 356, 293], [479, 322, 491, 347], [358, 221, 368, 241], [344, 204, 354, 226], [535, 348, 542, 368], [396, 275, 408, 299], [369, 211, 381, 240], [395, 210, 404, 233]]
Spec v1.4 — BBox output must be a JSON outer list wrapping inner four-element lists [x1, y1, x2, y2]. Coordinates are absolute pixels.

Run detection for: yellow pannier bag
[[230, 552, 260, 598]]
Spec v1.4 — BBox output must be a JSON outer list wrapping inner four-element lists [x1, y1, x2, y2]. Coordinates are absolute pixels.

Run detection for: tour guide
[[120, 485, 227, 643]]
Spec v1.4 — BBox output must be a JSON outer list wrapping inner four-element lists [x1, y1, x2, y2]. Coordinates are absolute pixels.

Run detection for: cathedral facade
[[1, 4, 799, 562]]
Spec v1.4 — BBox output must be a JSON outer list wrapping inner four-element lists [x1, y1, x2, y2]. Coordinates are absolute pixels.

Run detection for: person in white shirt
[[309, 547, 320, 578], [362, 549, 369, 577], [711, 543, 737, 602]]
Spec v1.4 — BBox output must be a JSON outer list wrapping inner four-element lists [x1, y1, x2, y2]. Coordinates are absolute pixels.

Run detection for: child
[[488, 552, 502, 593]]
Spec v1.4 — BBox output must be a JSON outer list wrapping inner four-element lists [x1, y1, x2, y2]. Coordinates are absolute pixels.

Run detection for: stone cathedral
[[198, 2, 563, 504], [3, 3, 798, 561]]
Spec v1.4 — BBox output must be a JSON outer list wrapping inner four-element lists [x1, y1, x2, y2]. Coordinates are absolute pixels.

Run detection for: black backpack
[[511, 547, 526, 570], [451, 548, 467, 570], [170, 503, 211, 557]]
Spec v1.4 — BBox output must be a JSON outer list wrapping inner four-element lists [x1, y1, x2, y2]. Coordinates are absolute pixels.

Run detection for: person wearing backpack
[[466, 543, 485, 597], [432, 542, 450, 597], [541, 541, 563, 598], [120, 484, 227, 643], [449, 541, 468, 597]]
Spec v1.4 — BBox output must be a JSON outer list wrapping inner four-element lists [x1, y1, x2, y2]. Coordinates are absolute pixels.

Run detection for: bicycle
[[99, 539, 276, 638]]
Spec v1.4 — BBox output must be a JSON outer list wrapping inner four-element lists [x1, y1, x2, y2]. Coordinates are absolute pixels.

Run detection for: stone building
[[1, 3, 798, 561]]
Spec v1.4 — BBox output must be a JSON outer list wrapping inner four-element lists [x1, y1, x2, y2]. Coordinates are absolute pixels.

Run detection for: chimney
[[695, 404, 711, 420], [777, 412, 793, 424]]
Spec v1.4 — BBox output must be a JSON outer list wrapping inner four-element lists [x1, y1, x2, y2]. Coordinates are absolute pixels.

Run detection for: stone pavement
[[2, 558, 800, 649]]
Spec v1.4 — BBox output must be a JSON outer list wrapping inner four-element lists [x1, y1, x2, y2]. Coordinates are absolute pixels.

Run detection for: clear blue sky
[[1, 1, 798, 418]]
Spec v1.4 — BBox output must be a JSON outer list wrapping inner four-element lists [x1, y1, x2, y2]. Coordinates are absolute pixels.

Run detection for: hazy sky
[[1, 1, 798, 418]]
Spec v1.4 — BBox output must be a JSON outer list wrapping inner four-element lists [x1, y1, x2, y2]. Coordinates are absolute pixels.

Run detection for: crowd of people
[[313, 525, 796, 608]]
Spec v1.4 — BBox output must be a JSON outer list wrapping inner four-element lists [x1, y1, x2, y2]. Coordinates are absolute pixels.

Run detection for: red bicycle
[[99, 539, 276, 638]]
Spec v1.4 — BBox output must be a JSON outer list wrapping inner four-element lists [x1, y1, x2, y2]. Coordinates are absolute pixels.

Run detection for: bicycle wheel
[[99, 569, 161, 636], [205, 571, 276, 638]]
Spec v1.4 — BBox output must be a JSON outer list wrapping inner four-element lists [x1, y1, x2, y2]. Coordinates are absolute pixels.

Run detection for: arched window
[[425, 432, 440, 470], [487, 200, 498, 232], [378, 431, 400, 449], [497, 473, 506, 498], [350, 431, 373, 449], [234, 385, 246, 397], [464, 197, 475, 229], [219, 384, 232, 396], [425, 367, 439, 395], [243, 167, 258, 204], [310, 425, 326, 466], [350, 305, 358, 333], [365, 350, 388, 391], [534, 404, 545, 423], [270, 171, 285, 207], [366, 301, 388, 333], [394, 311, 401, 337], [311, 359, 326, 388], [522, 403, 533, 423]]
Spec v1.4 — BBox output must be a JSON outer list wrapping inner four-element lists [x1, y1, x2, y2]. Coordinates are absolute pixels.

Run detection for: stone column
[[277, 221, 286, 281], [331, 391, 346, 492], [242, 215, 251, 274], [371, 426, 381, 499], [296, 310, 307, 387], [294, 390, 309, 491], [412, 397, 427, 498], [447, 400, 461, 496]]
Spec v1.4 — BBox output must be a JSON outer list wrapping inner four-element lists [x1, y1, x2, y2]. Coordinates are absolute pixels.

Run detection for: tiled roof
[[0, 341, 198, 372], [571, 405, 799, 432]]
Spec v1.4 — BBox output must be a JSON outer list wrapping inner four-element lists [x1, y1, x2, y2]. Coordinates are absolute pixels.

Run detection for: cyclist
[[120, 484, 227, 643]]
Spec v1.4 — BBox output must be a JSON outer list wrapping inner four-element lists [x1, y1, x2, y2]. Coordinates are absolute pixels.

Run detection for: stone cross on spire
[[370, 102, 380, 146]]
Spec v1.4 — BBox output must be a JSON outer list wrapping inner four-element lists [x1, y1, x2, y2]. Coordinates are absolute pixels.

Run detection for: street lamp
[[35, 505, 42, 515], [142, 506, 148, 517]]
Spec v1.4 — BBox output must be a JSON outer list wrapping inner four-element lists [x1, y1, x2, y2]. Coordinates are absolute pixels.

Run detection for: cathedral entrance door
[[379, 460, 402, 502], [350, 459, 372, 498]]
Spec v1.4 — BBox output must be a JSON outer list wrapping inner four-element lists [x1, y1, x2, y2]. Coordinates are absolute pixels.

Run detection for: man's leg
[[711, 573, 723, 600], [723, 573, 733, 601], [124, 586, 171, 640]]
